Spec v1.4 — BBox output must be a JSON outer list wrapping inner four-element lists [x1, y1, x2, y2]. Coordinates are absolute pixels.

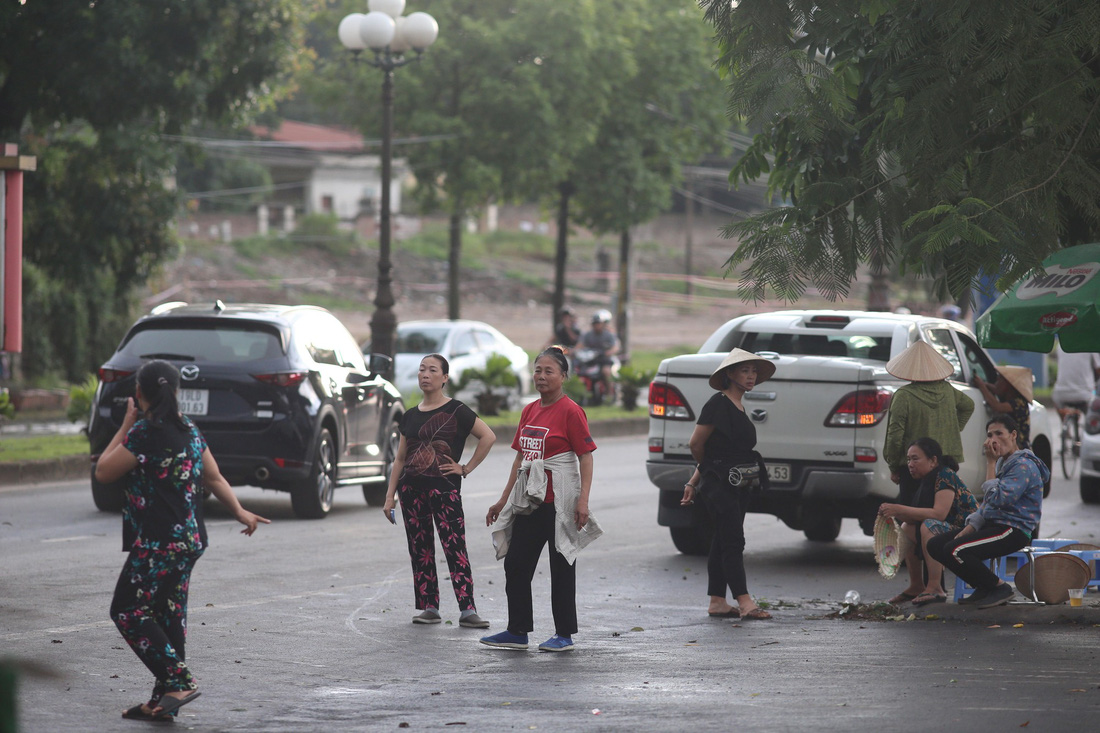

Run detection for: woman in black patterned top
[[95, 360, 268, 722], [383, 354, 496, 628]]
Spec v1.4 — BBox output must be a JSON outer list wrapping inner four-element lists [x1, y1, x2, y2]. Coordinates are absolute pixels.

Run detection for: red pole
[[3, 169, 23, 353]]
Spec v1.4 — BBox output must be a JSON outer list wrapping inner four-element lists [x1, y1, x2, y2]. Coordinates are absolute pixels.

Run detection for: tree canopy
[[1, 0, 305, 380], [704, 0, 1100, 302]]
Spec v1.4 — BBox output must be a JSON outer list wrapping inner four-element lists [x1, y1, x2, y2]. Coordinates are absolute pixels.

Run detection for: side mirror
[[368, 353, 394, 378]]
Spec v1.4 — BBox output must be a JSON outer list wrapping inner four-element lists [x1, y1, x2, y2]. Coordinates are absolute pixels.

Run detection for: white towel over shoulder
[[491, 451, 603, 565]]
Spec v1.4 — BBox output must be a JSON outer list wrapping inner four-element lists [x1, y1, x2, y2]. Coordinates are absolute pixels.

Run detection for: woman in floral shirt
[[96, 360, 268, 722]]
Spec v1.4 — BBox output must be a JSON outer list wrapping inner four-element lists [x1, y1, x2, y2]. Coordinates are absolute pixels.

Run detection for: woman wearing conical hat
[[882, 342, 976, 605], [972, 365, 1033, 450], [883, 342, 976, 507], [680, 349, 777, 621]]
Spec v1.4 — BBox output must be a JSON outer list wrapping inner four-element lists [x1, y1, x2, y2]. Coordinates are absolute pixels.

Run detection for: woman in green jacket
[[883, 341, 975, 507]]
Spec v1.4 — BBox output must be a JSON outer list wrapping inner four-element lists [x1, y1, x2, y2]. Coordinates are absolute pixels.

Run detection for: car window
[[452, 330, 478, 357], [924, 328, 964, 382], [739, 331, 891, 359], [311, 314, 366, 371], [957, 331, 997, 383], [396, 327, 450, 354], [473, 329, 503, 353], [120, 325, 282, 362]]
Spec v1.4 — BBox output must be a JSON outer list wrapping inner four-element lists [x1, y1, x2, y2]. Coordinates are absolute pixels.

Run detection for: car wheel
[[670, 527, 711, 556], [803, 515, 842, 542], [91, 470, 125, 512], [364, 419, 401, 506], [293, 428, 336, 519], [1082, 476, 1100, 504]]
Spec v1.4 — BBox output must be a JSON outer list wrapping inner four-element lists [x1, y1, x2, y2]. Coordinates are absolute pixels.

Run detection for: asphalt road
[[3, 434, 1100, 732]]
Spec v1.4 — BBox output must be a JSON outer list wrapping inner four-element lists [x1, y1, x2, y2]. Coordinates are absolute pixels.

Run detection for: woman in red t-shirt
[[482, 347, 599, 652]]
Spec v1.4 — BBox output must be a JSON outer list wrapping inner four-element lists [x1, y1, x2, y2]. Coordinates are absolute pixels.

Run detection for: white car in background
[[369, 319, 531, 406]]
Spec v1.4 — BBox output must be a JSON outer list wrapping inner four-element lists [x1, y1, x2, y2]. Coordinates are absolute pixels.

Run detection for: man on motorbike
[[576, 310, 620, 405], [546, 306, 581, 352]]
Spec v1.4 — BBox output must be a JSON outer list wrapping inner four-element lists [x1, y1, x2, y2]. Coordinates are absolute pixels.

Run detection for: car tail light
[[274, 458, 305, 469], [252, 371, 308, 388], [649, 381, 694, 420], [97, 367, 135, 383], [808, 315, 850, 328], [649, 437, 664, 454], [854, 447, 878, 463], [824, 388, 893, 427]]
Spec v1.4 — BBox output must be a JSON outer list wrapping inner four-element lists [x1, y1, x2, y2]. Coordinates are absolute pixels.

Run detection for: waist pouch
[[700, 452, 768, 493]]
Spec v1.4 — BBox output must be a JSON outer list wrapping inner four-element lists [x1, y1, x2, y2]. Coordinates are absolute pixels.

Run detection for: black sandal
[[121, 703, 174, 722]]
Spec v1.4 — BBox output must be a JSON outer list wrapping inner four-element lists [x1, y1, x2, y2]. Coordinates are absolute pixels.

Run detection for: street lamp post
[[338, 1, 438, 369]]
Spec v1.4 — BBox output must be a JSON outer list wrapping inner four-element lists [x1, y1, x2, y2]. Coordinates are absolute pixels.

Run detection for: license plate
[[179, 389, 209, 416], [766, 463, 790, 483]]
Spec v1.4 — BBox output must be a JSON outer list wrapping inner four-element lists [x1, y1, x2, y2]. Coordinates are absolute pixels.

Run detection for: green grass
[[0, 433, 89, 462], [628, 346, 698, 374], [477, 402, 644, 428], [0, 346, 679, 464]]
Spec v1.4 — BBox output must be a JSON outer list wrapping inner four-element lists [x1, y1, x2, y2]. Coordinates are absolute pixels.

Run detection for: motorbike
[[573, 348, 620, 406]]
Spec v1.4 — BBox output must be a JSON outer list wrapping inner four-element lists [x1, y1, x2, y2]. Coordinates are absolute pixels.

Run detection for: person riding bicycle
[[1051, 343, 1100, 413], [577, 310, 620, 401]]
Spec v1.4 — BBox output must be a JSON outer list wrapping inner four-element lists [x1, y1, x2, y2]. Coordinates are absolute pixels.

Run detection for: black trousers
[[702, 484, 751, 599], [504, 503, 577, 637], [926, 524, 1030, 592]]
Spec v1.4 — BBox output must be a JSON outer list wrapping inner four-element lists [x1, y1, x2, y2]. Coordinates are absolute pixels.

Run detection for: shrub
[[0, 388, 15, 421], [451, 353, 519, 416], [617, 365, 654, 411], [563, 375, 587, 403], [67, 374, 98, 427]]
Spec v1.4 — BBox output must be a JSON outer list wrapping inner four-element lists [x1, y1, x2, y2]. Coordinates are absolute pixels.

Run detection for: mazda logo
[[180, 365, 200, 381], [750, 408, 768, 423]]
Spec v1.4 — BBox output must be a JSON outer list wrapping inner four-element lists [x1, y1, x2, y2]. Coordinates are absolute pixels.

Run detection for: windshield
[[739, 332, 892, 361], [119, 325, 283, 362], [395, 327, 451, 354]]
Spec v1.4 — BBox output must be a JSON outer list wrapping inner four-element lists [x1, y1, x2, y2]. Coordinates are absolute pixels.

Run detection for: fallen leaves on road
[[630, 626, 644, 632]]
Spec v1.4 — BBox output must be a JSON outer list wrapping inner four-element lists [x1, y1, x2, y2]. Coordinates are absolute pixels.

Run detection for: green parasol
[[975, 243, 1100, 353]]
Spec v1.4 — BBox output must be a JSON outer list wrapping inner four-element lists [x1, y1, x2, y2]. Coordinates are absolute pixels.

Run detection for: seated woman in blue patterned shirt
[[879, 437, 977, 606]]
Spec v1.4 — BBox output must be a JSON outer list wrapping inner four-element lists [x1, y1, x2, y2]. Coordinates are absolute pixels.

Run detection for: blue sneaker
[[480, 630, 528, 650], [538, 634, 574, 652]]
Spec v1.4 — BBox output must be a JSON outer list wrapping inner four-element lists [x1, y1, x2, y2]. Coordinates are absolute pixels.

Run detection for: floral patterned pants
[[398, 480, 476, 612], [110, 548, 203, 697]]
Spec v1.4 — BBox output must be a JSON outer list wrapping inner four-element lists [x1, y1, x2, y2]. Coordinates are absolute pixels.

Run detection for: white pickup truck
[[646, 310, 1051, 555]]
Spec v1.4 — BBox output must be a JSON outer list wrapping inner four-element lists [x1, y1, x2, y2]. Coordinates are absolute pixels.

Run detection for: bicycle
[[1058, 405, 1084, 479]]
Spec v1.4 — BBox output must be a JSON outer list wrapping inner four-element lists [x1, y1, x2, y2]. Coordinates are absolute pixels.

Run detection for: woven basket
[[873, 515, 913, 579], [1014, 552, 1092, 604]]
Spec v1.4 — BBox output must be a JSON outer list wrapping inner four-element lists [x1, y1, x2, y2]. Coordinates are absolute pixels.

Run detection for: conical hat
[[709, 348, 777, 390], [996, 365, 1034, 402], [873, 515, 914, 580], [1014, 552, 1091, 604], [886, 341, 953, 382]]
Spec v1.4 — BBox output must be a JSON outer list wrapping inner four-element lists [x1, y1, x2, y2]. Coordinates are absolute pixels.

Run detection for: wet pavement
[[3, 435, 1099, 732]]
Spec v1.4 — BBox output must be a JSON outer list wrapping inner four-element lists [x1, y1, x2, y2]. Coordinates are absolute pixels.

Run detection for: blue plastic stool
[[952, 545, 1100, 602]]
